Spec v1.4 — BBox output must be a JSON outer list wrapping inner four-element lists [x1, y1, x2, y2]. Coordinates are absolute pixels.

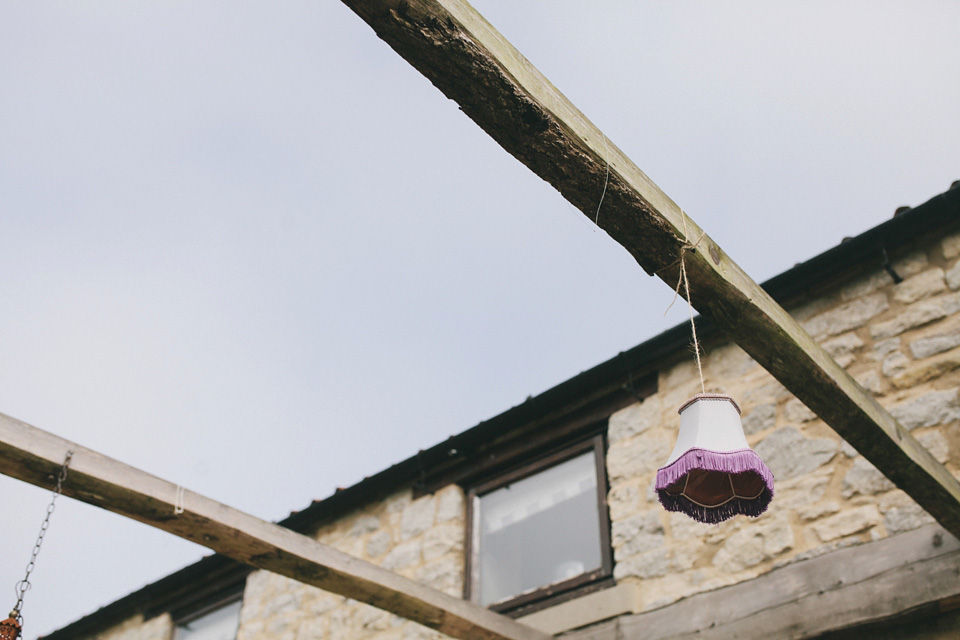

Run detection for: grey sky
[[1, 1, 958, 637]]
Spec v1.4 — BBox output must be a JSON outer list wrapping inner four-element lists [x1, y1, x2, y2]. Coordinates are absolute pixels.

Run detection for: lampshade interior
[[663, 469, 767, 508]]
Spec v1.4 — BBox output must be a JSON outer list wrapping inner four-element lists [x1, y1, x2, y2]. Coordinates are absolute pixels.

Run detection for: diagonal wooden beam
[[339, 0, 960, 537], [0, 413, 549, 640]]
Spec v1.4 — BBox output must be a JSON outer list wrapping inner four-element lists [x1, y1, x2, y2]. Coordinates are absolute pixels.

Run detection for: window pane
[[175, 600, 242, 640], [476, 451, 602, 605]]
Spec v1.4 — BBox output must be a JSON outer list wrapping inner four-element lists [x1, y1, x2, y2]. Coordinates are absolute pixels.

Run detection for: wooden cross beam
[[339, 0, 960, 537], [0, 413, 549, 640]]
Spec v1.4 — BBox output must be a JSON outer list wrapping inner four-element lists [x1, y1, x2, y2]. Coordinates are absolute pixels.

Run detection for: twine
[[663, 210, 707, 394], [594, 133, 610, 225]]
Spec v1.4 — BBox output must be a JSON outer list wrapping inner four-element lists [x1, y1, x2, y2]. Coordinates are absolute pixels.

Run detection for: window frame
[[464, 433, 614, 617]]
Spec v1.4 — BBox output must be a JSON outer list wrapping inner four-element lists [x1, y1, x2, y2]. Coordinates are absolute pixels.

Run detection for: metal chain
[[11, 451, 74, 623]]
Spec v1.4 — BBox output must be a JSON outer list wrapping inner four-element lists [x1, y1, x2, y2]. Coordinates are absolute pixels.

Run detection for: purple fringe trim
[[655, 448, 775, 524]]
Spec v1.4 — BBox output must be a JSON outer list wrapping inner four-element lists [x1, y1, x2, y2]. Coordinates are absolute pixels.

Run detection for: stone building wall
[[80, 228, 960, 639], [607, 229, 960, 613], [236, 483, 465, 640]]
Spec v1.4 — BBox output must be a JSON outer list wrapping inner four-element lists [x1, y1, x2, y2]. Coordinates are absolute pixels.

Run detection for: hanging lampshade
[[0, 613, 21, 640], [656, 394, 774, 524]]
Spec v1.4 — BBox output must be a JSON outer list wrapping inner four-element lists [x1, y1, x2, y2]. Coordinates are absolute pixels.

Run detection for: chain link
[[12, 451, 73, 622]]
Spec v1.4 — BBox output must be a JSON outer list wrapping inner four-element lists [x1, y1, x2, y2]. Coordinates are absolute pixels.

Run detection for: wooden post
[[337, 0, 960, 536], [0, 413, 550, 640]]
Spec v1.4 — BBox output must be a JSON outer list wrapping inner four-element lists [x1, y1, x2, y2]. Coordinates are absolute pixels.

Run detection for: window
[[465, 435, 613, 615], [174, 598, 242, 640]]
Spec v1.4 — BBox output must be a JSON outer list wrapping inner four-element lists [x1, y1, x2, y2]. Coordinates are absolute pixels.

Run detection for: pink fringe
[[655, 448, 774, 524]]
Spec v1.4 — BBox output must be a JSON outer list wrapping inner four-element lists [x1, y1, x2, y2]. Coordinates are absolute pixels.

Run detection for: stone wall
[[606, 230, 960, 613], [235, 483, 465, 640]]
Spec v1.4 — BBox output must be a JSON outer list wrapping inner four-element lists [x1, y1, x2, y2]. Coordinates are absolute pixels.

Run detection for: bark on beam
[[0, 413, 549, 640], [339, 0, 960, 536]]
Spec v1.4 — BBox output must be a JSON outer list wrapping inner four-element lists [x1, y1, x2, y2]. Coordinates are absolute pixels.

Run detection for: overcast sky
[[2, 1, 959, 637]]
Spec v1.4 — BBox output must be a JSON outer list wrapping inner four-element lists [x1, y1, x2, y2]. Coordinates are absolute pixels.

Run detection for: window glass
[[476, 451, 602, 606], [175, 599, 242, 640]]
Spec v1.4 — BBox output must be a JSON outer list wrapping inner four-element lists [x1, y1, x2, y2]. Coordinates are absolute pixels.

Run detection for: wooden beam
[[0, 413, 549, 640], [563, 523, 960, 639], [338, 0, 960, 537]]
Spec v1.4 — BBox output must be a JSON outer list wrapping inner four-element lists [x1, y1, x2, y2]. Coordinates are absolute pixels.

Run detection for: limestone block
[[262, 584, 301, 618], [891, 346, 960, 388], [892, 268, 947, 304], [842, 457, 895, 497], [608, 480, 643, 520], [296, 617, 326, 638], [609, 395, 661, 442], [667, 510, 722, 541], [365, 530, 392, 558], [773, 471, 831, 511], [784, 398, 817, 423], [613, 547, 670, 580], [708, 343, 757, 379], [326, 606, 357, 640], [414, 557, 462, 595], [434, 485, 464, 523], [854, 369, 884, 396], [910, 316, 960, 358], [823, 332, 865, 359], [870, 291, 960, 339], [606, 433, 672, 482], [811, 505, 880, 542], [385, 491, 411, 514], [381, 538, 422, 571], [400, 495, 435, 540], [306, 593, 342, 616], [659, 360, 705, 408], [790, 297, 834, 322], [802, 292, 889, 338], [799, 500, 840, 521], [942, 232, 960, 259], [872, 337, 902, 361], [422, 522, 463, 561], [840, 270, 893, 301], [351, 514, 381, 536], [742, 380, 788, 406], [888, 387, 960, 429], [612, 510, 664, 558], [742, 403, 776, 435], [839, 252, 927, 301], [754, 427, 838, 480], [916, 430, 950, 463], [712, 518, 794, 573], [881, 350, 911, 378], [947, 259, 960, 290], [892, 250, 931, 278], [882, 500, 935, 534]]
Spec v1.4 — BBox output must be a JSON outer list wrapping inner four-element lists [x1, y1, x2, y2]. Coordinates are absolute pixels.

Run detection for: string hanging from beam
[[1, 452, 73, 640], [654, 218, 774, 524]]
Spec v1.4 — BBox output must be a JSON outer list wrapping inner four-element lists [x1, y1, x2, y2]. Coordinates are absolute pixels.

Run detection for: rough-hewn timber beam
[[0, 413, 549, 640], [339, 0, 960, 536]]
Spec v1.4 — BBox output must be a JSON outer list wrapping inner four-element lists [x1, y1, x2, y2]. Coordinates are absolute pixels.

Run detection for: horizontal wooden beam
[[339, 0, 960, 537], [0, 413, 549, 640], [564, 523, 960, 639]]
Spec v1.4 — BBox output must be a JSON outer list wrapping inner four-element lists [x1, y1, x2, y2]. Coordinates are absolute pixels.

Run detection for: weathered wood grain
[[337, 0, 960, 536], [563, 524, 960, 639], [0, 413, 549, 640]]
